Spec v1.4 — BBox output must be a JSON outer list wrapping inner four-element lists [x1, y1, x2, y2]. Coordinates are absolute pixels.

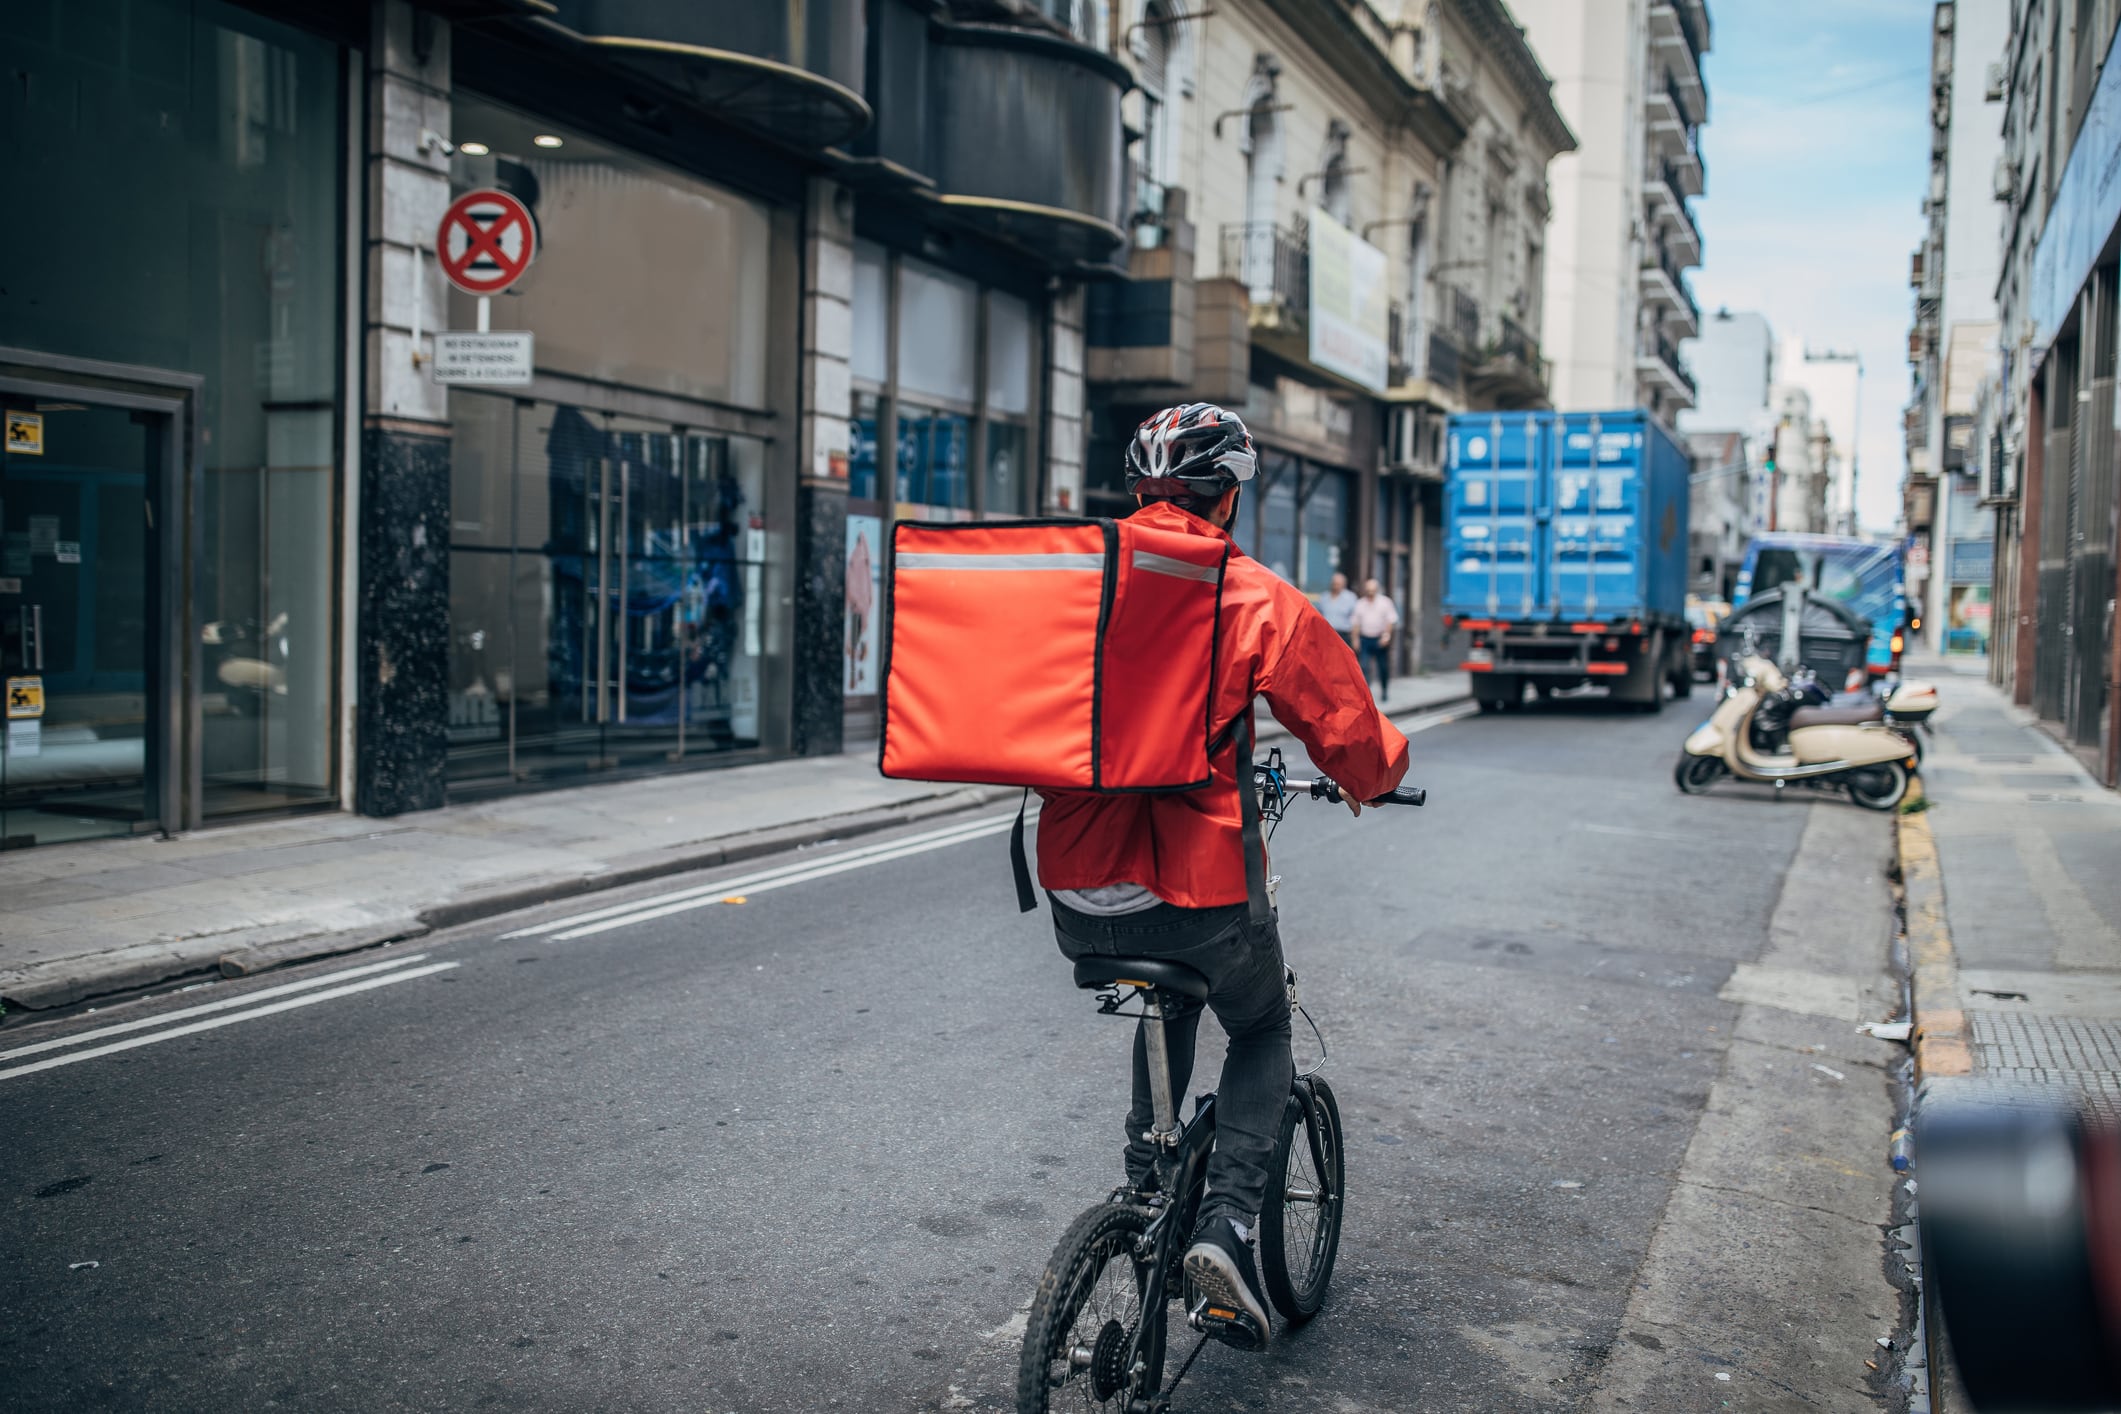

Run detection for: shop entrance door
[[446, 396, 770, 794], [0, 385, 182, 847]]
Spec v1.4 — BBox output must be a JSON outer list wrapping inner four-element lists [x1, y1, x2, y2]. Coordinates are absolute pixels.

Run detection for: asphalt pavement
[[0, 691, 1912, 1412]]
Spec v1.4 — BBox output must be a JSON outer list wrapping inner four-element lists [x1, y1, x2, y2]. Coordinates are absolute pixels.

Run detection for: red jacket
[[1036, 501, 1410, 909]]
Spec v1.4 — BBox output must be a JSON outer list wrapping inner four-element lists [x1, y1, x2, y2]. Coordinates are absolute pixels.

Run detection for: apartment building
[[1984, 0, 2121, 784], [1904, 0, 2007, 655], [1510, 0, 1709, 426], [1082, 0, 1574, 675]]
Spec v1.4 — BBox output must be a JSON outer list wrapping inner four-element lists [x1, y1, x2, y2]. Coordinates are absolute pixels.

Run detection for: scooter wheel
[[1674, 754, 1724, 795], [1846, 760, 1909, 811]]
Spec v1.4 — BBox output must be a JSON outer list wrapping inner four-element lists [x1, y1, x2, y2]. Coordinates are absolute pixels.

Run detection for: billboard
[[1307, 208, 1390, 394]]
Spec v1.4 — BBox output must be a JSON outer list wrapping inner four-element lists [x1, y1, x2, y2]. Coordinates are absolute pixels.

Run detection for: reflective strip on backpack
[[1131, 551, 1223, 584], [895, 552, 1106, 571]]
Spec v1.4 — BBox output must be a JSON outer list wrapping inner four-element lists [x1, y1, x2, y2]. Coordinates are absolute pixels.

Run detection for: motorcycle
[[1674, 653, 1918, 810]]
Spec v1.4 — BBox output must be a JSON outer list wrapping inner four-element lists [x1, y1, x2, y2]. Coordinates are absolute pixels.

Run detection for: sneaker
[[1184, 1212, 1270, 1350]]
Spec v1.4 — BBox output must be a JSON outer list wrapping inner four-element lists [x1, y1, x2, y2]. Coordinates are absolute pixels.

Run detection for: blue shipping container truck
[[1442, 409, 1693, 712]]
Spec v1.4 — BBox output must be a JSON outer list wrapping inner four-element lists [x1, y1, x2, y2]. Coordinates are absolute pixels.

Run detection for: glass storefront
[[0, 0, 344, 840], [843, 241, 1044, 725], [443, 97, 791, 792], [448, 397, 772, 787]]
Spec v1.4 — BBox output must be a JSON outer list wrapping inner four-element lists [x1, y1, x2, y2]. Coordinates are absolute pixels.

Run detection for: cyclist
[[1038, 402, 1409, 1349]]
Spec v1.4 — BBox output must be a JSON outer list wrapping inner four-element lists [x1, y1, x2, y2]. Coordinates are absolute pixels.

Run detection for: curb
[[0, 785, 1011, 1017], [1896, 777, 1974, 1080]]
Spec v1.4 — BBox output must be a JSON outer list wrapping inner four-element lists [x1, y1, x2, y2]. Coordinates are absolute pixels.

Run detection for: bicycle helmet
[[1124, 402, 1258, 500]]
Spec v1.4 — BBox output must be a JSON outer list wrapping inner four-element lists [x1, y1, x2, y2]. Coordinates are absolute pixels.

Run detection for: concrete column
[[1047, 286, 1087, 513], [356, 0, 455, 816], [792, 178, 856, 755]]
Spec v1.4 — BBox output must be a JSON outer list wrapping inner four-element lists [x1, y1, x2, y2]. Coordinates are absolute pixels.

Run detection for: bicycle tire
[[1259, 1075, 1345, 1323], [1016, 1202, 1167, 1413]]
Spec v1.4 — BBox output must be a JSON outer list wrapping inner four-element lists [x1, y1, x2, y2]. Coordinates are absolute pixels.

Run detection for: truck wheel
[[1669, 647, 1693, 701], [1473, 678, 1517, 714]]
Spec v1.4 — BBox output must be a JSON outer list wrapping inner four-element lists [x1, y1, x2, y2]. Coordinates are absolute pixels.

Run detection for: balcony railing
[[1495, 316, 1542, 371], [1647, 240, 1701, 329], [1442, 284, 1482, 349], [1641, 327, 1697, 398], [1662, 160, 1703, 249], [1219, 221, 1309, 314]]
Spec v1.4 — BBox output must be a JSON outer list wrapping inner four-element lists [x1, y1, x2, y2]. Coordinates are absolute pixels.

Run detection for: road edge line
[[1897, 777, 1973, 1080]]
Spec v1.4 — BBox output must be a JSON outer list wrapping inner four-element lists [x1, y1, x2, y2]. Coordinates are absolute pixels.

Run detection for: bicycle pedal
[[1186, 1297, 1264, 1351]]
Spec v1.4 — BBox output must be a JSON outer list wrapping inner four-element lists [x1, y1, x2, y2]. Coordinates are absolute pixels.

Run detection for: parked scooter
[[1674, 653, 1918, 809]]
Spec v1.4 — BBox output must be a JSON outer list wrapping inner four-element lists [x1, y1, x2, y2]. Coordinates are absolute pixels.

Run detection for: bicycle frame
[[1094, 981, 1218, 1409]]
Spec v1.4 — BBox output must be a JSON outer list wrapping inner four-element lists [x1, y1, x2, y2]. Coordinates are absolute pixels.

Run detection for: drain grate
[[1966, 1011, 2121, 1124]]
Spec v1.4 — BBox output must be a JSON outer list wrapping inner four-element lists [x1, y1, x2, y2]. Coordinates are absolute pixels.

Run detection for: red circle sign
[[437, 188, 537, 295]]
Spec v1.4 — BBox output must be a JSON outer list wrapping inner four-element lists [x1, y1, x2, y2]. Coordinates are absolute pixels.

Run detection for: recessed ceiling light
[[458, 141, 490, 156], [532, 134, 564, 148]]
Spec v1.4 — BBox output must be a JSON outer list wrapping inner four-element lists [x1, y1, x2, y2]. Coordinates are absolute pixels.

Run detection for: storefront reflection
[[447, 398, 770, 792]]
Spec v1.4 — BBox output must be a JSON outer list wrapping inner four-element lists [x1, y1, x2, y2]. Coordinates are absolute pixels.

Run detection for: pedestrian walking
[[1350, 578, 1399, 701], [1317, 572, 1359, 648]]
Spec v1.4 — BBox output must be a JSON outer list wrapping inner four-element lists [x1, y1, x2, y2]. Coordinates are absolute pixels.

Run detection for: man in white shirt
[[1316, 572, 1359, 648], [1349, 578, 1400, 701]]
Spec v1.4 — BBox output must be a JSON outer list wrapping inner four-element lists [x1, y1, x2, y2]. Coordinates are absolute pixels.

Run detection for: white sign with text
[[433, 331, 535, 386]]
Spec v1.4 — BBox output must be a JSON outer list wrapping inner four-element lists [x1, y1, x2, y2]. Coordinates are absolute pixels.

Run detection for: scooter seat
[[1789, 703, 1883, 729]]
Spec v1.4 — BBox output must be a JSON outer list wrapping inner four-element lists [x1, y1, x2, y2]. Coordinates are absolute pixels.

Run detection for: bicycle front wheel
[[1260, 1075, 1346, 1323], [1016, 1203, 1166, 1413]]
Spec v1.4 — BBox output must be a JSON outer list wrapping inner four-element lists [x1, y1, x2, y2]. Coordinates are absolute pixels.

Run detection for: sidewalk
[[0, 673, 1471, 1015], [1899, 651, 2121, 1118]]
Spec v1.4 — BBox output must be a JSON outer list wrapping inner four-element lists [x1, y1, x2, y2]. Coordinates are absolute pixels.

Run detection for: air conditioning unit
[[1385, 405, 1435, 473], [1994, 157, 2017, 202], [1985, 61, 2006, 102]]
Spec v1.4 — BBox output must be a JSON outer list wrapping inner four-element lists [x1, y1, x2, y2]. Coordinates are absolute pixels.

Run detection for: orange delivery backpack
[[878, 517, 1268, 915]]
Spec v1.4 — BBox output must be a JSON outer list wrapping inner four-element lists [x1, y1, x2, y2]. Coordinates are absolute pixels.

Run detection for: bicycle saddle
[[1072, 956, 1211, 1000]]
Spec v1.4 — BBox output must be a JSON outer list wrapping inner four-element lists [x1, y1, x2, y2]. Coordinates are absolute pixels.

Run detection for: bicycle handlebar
[[1253, 763, 1427, 808]]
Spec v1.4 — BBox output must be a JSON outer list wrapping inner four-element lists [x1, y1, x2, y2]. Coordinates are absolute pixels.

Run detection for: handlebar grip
[[1370, 786, 1427, 807]]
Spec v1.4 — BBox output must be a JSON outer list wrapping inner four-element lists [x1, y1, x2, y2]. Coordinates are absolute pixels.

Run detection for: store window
[[442, 98, 790, 793], [0, 0, 344, 832], [849, 244, 1046, 522], [1229, 451, 1351, 594]]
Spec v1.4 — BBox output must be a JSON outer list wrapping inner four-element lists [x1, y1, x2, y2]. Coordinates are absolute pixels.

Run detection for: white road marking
[[0, 953, 433, 1063], [1577, 822, 1695, 844], [0, 962, 459, 1083], [1393, 703, 1475, 735], [551, 815, 1023, 941], [500, 812, 1025, 940]]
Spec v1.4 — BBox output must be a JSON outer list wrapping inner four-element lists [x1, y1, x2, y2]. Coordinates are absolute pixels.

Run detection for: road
[[0, 694, 1912, 1412]]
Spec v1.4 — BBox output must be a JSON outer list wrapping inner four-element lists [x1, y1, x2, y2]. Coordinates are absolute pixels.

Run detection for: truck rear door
[[1447, 415, 1548, 619], [1548, 415, 1647, 622]]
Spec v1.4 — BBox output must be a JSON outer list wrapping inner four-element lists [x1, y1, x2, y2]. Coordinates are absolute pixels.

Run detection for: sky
[[1689, 0, 1936, 533]]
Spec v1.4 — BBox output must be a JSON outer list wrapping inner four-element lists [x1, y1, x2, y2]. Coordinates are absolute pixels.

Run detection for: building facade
[[1677, 308, 1773, 597], [1511, 0, 1708, 427], [1985, 0, 2120, 784], [0, 0, 1129, 846], [1904, 0, 2006, 655], [1080, 0, 1573, 678]]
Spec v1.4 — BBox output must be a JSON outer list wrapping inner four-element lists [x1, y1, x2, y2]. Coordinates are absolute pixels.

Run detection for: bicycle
[[1015, 750, 1427, 1413]]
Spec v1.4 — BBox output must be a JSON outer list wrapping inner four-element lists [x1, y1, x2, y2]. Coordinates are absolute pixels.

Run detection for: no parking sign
[[437, 189, 537, 295]]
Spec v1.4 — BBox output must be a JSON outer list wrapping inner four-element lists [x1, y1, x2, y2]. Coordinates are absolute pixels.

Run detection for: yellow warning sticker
[[6, 676, 44, 719], [4, 411, 43, 455]]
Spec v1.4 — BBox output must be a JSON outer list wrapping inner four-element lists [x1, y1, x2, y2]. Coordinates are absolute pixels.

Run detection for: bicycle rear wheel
[[1016, 1203, 1167, 1413], [1259, 1075, 1345, 1323]]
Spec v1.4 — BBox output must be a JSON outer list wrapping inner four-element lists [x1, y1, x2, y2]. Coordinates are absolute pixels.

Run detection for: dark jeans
[[1359, 634, 1390, 697], [1051, 897, 1291, 1224]]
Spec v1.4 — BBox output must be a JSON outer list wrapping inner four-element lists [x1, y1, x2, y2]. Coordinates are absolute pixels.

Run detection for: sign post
[[434, 188, 537, 387]]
